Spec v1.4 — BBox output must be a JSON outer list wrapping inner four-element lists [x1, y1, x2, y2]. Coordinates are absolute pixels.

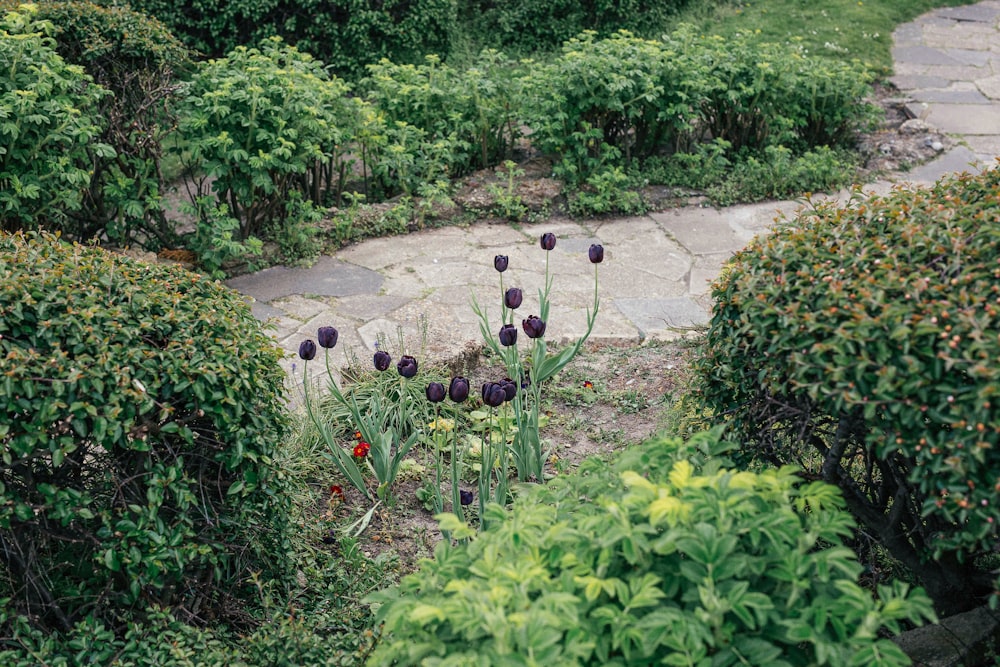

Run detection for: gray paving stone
[[904, 146, 984, 183], [939, 48, 994, 67], [924, 103, 1000, 134], [893, 45, 963, 66], [936, 3, 1000, 22], [614, 297, 709, 337], [975, 74, 1000, 99], [913, 88, 991, 104], [890, 74, 952, 90], [225, 256, 382, 302]]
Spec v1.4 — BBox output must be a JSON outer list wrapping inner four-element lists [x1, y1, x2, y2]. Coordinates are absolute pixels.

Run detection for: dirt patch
[[314, 338, 698, 572]]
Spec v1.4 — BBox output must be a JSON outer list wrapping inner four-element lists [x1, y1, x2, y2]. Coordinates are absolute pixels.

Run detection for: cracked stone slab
[[614, 297, 709, 337], [904, 146, 985, 183], [922, 103, 1000, 134], [225, 256, 382, 302], [934, 4, 1000, 23], [893, 45, 965, 66]]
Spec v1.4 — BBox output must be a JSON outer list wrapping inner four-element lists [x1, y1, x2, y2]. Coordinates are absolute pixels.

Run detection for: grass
[[674, 0, 982, 74]]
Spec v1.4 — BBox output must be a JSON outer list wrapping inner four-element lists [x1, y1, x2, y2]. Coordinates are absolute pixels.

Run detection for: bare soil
[[313, 338, 699, 573]]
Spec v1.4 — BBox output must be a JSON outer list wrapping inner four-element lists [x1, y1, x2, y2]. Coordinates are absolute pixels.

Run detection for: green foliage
[[525, 31, 696, 186], [361, 52, 525, 178], [369, 431, 935, 665], [182, 196, 263, 278], [0, 535, 390, 665], [0, 231, 291, 631], [525, 28, 876, 187], [0, 8, 110, 232], [22, 1, 192, 249], [175, 37, 356, 242], [460, 0, 687, 55], [567, 167, 648, 217], [693, 167, 1000, 614], [116, 0, 456, 80]]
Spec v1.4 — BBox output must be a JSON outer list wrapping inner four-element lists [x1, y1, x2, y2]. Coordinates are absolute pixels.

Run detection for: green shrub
[[567, 166, 648, 217], [460, 0, 687, 55], [114, 0, 456, 80], [694, 167, 1000, 615], [0, 8, 111, 232], [525, 30, 697, 185], [361, 51, 526, 177], [21, 1, 192, 249], [669, 27, 878, 155], [175, 37, 356, 242], [368, 431, 934, 665], [0, 231, 291, 631]]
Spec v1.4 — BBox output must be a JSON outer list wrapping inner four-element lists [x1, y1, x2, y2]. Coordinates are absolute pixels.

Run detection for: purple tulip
[[459, 489, 474, 506], [373, 350, 392, 372], [298, 340, 317, 361], [589, 244, 604, 264], [397, 355, 418, 378], [504, 287, 523, 310], [499, 323, 518, 347], [494, 255, 509, 272], [522, 315, 547, 339], [540, 233, 556, 251], [317, 326, 339, 348], [426, 382, 446, 403], [449, 376, 470, 403], [500, 378, 517, 402], [481, 382, 506, 407]]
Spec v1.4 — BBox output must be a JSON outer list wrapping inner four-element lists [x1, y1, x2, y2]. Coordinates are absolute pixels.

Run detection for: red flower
[[330, 485, 346, 502], [353, 442, 371, 458], [583, 381, 594, 390], [353, 430, 363, 440]]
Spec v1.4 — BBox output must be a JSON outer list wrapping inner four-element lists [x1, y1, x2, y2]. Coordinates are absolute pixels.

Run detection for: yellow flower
[[427, 418, 455, 433]]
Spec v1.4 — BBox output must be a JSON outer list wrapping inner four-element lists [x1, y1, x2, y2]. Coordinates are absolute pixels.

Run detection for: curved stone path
[[226, 2, 1000, 381]]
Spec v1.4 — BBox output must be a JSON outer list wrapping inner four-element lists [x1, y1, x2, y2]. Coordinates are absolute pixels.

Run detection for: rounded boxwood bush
[[368, 431, 933, 666], [695, 168, 1000, 615], [0, 231, 291, 631]]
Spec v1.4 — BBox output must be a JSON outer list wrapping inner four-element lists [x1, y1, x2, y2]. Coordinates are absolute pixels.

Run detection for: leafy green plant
[[183, 196, 263, 278], [368, 430, 935, 665], [175, 37, 354, 241], [567, 166, 648, 217], [488, 160, 528, 221], [0, 231, 291, 632], [23, 1, 192, 249], [694, 167, 1000, 615], [0, 8, 111, 233]]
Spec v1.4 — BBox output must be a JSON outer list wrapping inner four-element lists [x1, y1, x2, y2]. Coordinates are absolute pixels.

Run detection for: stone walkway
[[226, 1, 1000, 380]]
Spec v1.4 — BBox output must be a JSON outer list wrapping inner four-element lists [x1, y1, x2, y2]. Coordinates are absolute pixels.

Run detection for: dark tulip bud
[[494, 255, 509, 272], [482, 382, 506, 407], [501, 378, 517, 402], [397, 354, 418, 378], [425, 382, 446, 403], [449, 376, 470, 403], [522, 315, 546, 339], [540, 232, 556, 251], [298, 340, 317, 361], [317, 326, 339, 348], [504, 287, 523, 310], [498, 323, 518, 346], [589, 244, 604, 264], [459, 489, 474, 506], [373, 350, 392, 372]]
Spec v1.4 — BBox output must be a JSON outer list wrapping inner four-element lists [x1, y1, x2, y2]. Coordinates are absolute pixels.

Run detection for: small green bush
[[460, 0, 686, 55], [21, 1, 191, 249], [0, 8, 111, 232], [361, 52, 525, 178], [175, 37, 356, 242], [525, 30, 697, 186], [368, 431, 934, 665], [694, 167, 1000, 615], [115, 0, 456, 80], [0, 231, 291, 631]]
